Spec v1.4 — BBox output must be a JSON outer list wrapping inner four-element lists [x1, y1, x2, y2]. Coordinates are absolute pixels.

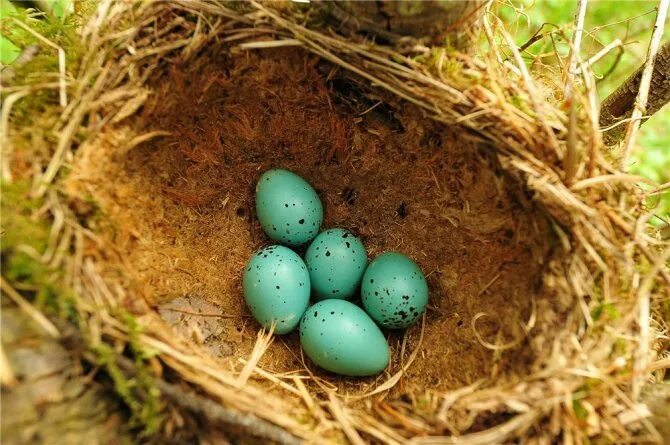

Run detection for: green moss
[[572, 399, 589, 421], [1, 180, 79, 320], [1, 8, 163, 428], [121, 310, 164, 434], [509, 95, 534, 117], [1, 180, 48, 247], [1, 2, 86, 117], [1, 179, 52, 299], [591, 302, 619, 322], [416, 394, 431, 411], [396, 1, 425, 17], [92, 310, 164, 437], [2, 179, 164, 435]]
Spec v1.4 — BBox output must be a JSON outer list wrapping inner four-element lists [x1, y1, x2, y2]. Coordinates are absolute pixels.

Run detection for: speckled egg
[[255, 169, 323, 247], [242, 245, 310, 334], [300, 299, 390, 376], [304, 229, 367, 300], [361, 252, 428, 329]]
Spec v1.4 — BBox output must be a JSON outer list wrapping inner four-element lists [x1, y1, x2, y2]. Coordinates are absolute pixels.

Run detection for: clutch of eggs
[[242, 168, 430, 377]]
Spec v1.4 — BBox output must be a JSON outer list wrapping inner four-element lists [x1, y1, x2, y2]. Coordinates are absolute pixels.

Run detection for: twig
[[600, 115, 650, 132], [597, 44, 625, 84], [1, 277, 60, 338], [477, 272, 501, 297], [565, 0, 588, 92], [564, 0, 588, 181], [327, 3, 404, 44], [236, 328, 273, 387], [565, 101, 579, 184], [499, 26, 560, 152], [645, 181, 670, 196], [328, 392, 366, 445], [632, 247, 670, 399], [238, 39, 302, 49], [571, 173, 656, 191], [471, 313, 523, 351], [620, 0, 669, 170], [0, 344, 18, 387], [409, 410, 540, 445], [0, 91, 30, 182], [577, 39, 623, 73], [158, 380, 303, 445], [0, 45, 40, 85], [112, 355, 303, 445], [348, 313, 426, 401], [161, 307, 249, 319], [518, 23, 553, 53]]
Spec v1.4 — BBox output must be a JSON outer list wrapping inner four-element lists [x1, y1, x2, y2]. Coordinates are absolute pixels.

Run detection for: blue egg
[[255, 169, 323, 246], [242, 245, 310, 334], [304, 228, 367, 300], [361, 252, 428, 329], [300, 299, 390, 376]]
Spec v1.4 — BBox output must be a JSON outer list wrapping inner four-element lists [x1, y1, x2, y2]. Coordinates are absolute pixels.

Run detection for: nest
[[3, 2, 669, 444]]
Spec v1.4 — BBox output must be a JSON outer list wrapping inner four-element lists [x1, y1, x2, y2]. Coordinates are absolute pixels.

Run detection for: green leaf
[[0, 33, 19, 64]]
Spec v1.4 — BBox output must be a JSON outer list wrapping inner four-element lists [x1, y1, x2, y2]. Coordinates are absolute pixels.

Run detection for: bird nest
[[2, 2, 668, 444]]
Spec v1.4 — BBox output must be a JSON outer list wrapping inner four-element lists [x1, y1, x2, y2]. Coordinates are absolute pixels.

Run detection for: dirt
[[65, 47, 552, 398]]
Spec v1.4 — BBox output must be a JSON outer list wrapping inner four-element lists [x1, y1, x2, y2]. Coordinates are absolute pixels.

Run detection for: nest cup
[[4, 2, 668, 444]]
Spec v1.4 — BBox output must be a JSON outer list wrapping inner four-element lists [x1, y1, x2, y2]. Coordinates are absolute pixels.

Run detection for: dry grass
[[2, 1, 669, 444]]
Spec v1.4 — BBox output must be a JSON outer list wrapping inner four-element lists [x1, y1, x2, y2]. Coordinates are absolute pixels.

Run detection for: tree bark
[[330, 1, 486, 50], [600, 41, 670, 145]]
